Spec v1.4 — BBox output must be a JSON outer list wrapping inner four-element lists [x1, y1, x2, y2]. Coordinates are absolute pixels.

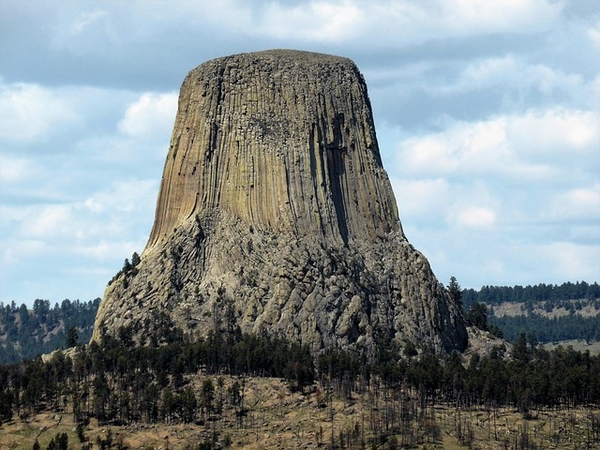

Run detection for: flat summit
[[92, 50, 467, 354]]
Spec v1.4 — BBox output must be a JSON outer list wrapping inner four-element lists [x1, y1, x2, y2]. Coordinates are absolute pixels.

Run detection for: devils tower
[[92, 50, 467, 354]]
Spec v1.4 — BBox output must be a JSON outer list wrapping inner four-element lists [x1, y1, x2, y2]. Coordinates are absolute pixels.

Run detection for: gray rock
[[92, 50, 467, 355]]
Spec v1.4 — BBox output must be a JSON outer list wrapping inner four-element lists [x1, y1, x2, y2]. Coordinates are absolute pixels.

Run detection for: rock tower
[[92, 50, 468, 354]]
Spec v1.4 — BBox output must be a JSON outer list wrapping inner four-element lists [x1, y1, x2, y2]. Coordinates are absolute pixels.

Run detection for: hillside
[[461, 281, 600, 349], [1, 331, 599, 449], [2, 376, 598, 450], [0, 298, 100, 364], [2, 283, 599, 448]]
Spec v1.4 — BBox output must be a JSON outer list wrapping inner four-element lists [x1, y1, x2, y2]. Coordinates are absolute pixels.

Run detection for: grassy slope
[[1, 376, 597, 450]]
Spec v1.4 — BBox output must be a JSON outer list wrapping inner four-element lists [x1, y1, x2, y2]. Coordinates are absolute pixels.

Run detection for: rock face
[[92, 50, 467, 354]]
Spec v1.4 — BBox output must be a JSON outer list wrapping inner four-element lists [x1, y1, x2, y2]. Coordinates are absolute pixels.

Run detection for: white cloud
[[391, 175, 501, 234], [455, 206, 496, 229], [71, 9, 108, 34], [6, 180, 157, 265], [391, 178, 450, 218], [588, 23, 600, 50], [548, 183, 600, 222], [394, 107, 599, 180], [424, 55, 589, 106], [277, 0, 564, 44], [508, 108, 600, 157], [0, 156, 41, 183], [0, 82, 80, 143], [388, 103, 599, 288], [0, 81, 140, 151], [368, 0, 558, 43], [540, 241, 600, 282], [395, 116, 515, 177], [21, 204, 73, 239], [1, 239, 49, 267], [83, 179, 158, 216], [170, 0, 563, 46], [118, 92, 178, 139], [257, 1, 362, 42]]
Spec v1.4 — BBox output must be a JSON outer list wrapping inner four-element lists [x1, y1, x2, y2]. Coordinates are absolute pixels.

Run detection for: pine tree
[[448, 276, 463, 310]]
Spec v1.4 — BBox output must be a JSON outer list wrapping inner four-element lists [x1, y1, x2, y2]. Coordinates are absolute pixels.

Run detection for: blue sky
[[1, 0, 599, 307]]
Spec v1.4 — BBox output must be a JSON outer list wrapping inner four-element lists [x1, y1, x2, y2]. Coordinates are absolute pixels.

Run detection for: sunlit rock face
[[92, 50, 467, 354]]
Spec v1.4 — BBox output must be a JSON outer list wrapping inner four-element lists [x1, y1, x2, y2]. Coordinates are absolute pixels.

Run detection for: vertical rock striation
[[146, 50, 398, 250], [92, 50, 467, 354]]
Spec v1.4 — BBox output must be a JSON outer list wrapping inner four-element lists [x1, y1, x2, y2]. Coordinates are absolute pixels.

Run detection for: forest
[[491, 313, 600, 343], [462, 281, 600, 307], [462, 281, 600, 343], [0, 299, 100, 364], [0, 322, 599, 449], [1, 279, 599, 449]]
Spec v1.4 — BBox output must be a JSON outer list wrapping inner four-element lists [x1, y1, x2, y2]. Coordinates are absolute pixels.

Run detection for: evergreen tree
[[131, 251, 141, 267], [66, 327, 79, 348], [466, 303, 488, 330], [447, 276, 463, 310]]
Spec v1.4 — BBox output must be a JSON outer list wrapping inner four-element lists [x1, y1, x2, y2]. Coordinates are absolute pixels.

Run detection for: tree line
[[458, 280, 600, 344], [318, 335, 600, 410], [1, 323, 599, 443], [462, 281, 600, 308], [0, 324, 315, 426]]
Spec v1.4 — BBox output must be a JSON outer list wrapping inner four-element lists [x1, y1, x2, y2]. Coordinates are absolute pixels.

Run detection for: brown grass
[[1, 376, 598, 450]]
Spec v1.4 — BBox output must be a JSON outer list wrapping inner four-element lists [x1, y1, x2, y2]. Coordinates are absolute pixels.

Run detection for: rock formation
[[92, 49, 468, 354]]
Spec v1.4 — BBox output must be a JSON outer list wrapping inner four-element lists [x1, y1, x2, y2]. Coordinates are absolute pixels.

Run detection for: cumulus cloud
[[244, 0, 563, 45], [548, 183, 600, 222], [540, 242, 600, 282], [14, 179, 157, 247], [395, 116, 517, 178], [441, 56, 586, 99], [508, 108, 600, 157], [391, 178, 450, 219], [388, 101, 599, 288], [57, 0, 564, 52], [245, 1, 362, 42], [83, 179, 158, 217], [394, 107, 600, 181], [590, 27, 600, 50], [0, 156, 42, 184], [118, 92, 178, 140], [392, 175, 500, 229], [455, 207, 496, 229], [0, 81, 80, 143], [0, 79, 168, 303], [0, 176, 158, 302]]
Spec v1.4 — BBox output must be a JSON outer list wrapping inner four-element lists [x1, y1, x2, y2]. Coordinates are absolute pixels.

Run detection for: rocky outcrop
[[92, 50, 467, 355]]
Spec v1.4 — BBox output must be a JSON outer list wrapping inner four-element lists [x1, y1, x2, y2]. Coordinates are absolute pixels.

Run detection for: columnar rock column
[[92, 50, 468, 354]]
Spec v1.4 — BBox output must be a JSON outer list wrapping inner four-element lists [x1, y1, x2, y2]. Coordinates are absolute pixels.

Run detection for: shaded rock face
[[92, 50, 467, 354]]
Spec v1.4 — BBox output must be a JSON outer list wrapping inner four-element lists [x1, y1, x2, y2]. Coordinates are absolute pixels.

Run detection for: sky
[[1, 0, 599, 307]]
